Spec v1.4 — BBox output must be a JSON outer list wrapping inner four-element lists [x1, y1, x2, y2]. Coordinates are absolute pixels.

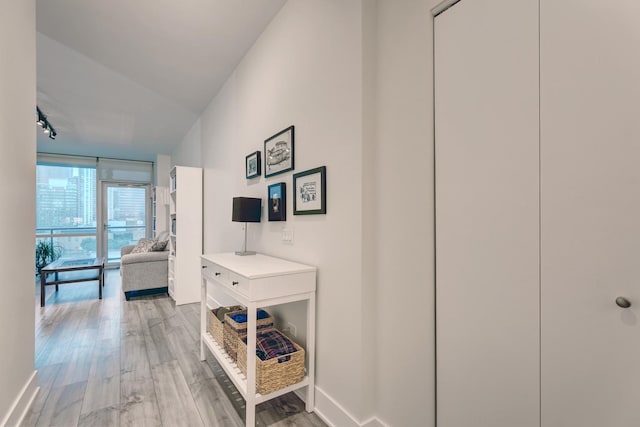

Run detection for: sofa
[[120, 232, 170, 300]]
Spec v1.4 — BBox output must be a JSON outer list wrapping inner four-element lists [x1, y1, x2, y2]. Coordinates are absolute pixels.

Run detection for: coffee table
[[40, 257, 105, 307]]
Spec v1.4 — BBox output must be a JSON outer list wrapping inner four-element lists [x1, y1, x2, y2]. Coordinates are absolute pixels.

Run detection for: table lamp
[[232, 197, 262, 256]]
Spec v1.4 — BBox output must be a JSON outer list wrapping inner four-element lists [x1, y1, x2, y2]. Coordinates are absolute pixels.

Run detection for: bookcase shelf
[[167, 166, 202, 305]]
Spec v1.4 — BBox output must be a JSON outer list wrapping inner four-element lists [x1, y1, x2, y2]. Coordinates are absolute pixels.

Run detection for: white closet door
[[435, 1, 539, 426], [540, 1, 640, 425]]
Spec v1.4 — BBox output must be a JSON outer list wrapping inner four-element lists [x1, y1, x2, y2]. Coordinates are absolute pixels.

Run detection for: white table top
[[201, 253, 316, 279]]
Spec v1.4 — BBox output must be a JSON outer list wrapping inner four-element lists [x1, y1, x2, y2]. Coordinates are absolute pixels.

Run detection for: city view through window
[[36, 164, 147, 265]]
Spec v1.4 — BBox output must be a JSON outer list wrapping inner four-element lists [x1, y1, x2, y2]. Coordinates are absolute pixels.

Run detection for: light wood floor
[[24, 269, 326, 427]]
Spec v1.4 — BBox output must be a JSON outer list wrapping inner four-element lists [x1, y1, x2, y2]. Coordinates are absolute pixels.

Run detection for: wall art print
[[246, 151, 261, 179], [268, 182, 286, 221], [293, 166, 326, 215], [264, 126, 294, 178]]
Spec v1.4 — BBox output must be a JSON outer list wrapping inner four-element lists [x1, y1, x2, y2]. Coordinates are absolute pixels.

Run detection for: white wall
[[156, 154, 171, 187], [172, 118, 202, 168], [373, 2, 437, 425], [174, 1, 438, 425], [361, 0, 378, 422], [0, 0, 38, 425], [176, 0, 370, 421], [155, 154, 171, 235]]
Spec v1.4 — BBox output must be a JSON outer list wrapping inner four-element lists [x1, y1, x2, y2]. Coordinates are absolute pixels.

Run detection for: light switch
[[282, 229, 294, 243]]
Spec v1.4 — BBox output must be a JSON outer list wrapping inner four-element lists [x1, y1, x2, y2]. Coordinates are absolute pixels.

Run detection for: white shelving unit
[[200, 253, 317, 426], [152, 186, 169, 237], [152, 187, 157, 236], [168, 166, 202, 305]]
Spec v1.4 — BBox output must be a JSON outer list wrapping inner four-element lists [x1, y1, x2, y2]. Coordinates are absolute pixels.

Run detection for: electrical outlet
[[286, 322, 297, 337]]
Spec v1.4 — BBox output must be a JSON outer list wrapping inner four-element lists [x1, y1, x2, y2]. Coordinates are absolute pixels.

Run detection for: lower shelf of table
[[201, 332, 310, 404]]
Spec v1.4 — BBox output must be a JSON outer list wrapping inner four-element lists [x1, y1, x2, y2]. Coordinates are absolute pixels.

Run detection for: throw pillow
[[131, 238, 156, 254], [151, 239, 168, 251]]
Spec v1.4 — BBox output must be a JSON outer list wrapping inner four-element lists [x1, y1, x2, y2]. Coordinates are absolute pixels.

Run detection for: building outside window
[[36, 164, 98, 261]]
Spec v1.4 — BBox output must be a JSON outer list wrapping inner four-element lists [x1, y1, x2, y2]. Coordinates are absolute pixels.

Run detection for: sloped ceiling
[[36, 0, 286, 161]]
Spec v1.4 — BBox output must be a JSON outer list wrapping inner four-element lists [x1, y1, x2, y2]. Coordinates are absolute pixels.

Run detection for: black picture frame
[[268, 182, 286, 221], [264, 125, 294, 178], [245, 151, 261, 179], [293, 166, 326, 215]]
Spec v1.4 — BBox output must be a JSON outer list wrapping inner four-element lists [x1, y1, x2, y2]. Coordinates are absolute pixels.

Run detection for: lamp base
[[234, 250, 256, 256], [235, 222, 256, 256]]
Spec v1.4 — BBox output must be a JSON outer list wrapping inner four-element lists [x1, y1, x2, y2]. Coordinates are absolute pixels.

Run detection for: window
[[36, 163, 98, 260], [36, 154, 154, 266]]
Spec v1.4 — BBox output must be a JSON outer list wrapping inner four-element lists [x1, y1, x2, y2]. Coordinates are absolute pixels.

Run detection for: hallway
[[25, 269, 324, 426]]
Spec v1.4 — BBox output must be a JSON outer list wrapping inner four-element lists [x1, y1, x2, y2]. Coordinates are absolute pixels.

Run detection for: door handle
[[615, 297, 631, 308]]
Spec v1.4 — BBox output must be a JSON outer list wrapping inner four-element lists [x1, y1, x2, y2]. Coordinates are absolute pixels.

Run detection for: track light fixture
[[36, 106, 57, 141]]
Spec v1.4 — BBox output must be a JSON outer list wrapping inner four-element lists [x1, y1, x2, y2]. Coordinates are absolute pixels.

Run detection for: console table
[[200, 253, 316, 426]]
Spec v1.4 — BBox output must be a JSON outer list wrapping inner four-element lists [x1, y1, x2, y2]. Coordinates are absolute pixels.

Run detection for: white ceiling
[[36, 0, 286, 161]]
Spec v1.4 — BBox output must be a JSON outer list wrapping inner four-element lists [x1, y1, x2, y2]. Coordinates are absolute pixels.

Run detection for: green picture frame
[[264, 126, 294, 178], [293, 166, 326, 215], [246, 151, 261, 179]]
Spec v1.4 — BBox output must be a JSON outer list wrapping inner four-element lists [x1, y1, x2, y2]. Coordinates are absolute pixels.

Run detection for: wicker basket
[[209, 305, 244, 345], [237, 328, 305, 395], [223, 309, 273, 361]]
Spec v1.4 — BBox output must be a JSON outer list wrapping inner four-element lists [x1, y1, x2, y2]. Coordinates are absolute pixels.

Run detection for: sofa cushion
[[151, 239, 168, 251], [121, 250, 169, 265], [131, 238, 156, 254]]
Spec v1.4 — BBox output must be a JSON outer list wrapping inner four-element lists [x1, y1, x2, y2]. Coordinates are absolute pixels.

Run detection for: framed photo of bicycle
[[264, 125, 294, 178], [293, 166, 326, 215]]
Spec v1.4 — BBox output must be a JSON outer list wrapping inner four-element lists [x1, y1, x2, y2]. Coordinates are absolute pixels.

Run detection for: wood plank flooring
[[24, 269, 326, 427]]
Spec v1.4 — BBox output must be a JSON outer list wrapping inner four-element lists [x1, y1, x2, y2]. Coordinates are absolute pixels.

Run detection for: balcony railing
[[36, 227, 98, 261], [36, 225, 147, 263]]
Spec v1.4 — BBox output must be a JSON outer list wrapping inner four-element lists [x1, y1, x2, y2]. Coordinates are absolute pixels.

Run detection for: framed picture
[[245, 151, 261, 179], [268, 182, 286, 221], [293, 166, 326, 215], [264, 125, 294, 178]]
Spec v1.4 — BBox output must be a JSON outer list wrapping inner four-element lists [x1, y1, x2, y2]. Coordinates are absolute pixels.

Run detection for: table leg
[[99, 266, 103, 300], [306, 293, 316, 412], [200, 274, 207, 361], [40, 272, 46, 307], [246, 303, 257, 426]]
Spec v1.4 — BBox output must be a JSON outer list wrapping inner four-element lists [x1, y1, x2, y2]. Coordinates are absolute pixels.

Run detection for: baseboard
[[1, 370, 38, 427], [301, 386, 358, 427], [362, 416, 390, 427], [295, 386, 389, 427]]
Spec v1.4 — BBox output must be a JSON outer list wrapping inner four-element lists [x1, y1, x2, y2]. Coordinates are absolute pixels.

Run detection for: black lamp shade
[[232, 197, 262, 222]]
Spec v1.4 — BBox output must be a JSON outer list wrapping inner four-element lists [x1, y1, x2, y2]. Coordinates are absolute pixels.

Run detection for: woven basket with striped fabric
[[237, 328, 305, 395], [223, 309, 273, 361]]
